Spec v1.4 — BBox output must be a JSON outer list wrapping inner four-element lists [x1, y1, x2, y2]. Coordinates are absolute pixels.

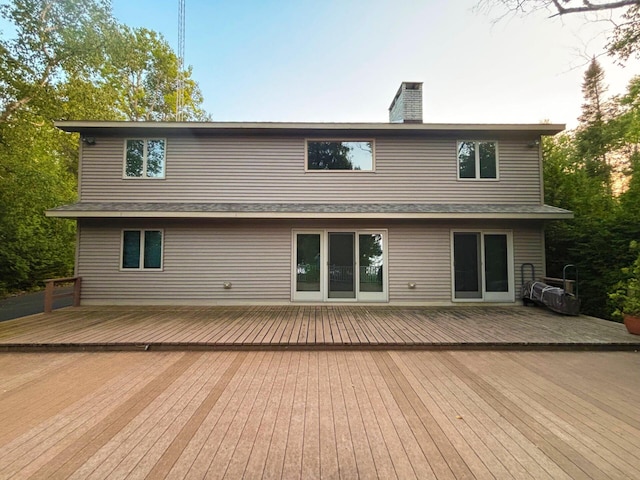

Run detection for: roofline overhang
[[54, 120, 566, 137], [46, 210, 574, 220]]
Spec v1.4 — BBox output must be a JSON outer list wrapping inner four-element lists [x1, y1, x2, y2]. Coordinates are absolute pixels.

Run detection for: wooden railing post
[[73, 277, 82, 307], [44, 280, 55, 313], [43, 276, 82, 313]]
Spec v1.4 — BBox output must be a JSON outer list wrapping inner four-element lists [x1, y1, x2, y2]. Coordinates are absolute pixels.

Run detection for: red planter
[[624, 314, 640, 335]]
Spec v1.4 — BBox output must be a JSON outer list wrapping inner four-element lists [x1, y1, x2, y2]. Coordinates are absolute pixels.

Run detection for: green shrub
[[609, 241, 640, 318]]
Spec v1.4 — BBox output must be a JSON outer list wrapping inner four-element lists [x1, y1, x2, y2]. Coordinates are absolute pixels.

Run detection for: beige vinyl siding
[[388, 224, 452, 302], [513, 224, 546, 290], [77, 219, 545, 305], [80, 136, 542, 204], [78, 221, 292, 304]]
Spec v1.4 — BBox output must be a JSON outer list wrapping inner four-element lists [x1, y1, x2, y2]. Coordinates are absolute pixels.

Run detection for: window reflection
[[359, 234, 383, 292], [307, 141, 373, 171], [296, 234, 320, 292]]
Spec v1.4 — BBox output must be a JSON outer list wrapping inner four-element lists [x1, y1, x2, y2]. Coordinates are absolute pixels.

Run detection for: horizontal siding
[[513, 225, 546, 291], [77, 222, 292, 303], [80, 136, 542, 204], [388, 225, 452, 302], [77, 220, 545, 305]]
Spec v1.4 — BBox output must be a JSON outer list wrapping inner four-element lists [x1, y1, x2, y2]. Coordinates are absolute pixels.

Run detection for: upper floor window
[[124, 139, 166, 179], [306, 140, 374, 171], [457, 141, 498, 180], [121, 230, 163, 270]]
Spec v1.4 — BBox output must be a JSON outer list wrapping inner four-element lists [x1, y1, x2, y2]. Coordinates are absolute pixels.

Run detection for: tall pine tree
[[575, 58, 613, 190]]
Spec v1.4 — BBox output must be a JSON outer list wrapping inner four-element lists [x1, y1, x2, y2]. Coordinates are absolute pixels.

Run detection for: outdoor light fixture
[[527, 140, 540, 148], [223, 282, 232, 289], [81, 136, 96, 145]]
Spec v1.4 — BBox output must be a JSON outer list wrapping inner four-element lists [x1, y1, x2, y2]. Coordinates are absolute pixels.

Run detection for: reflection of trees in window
[[359, 234, 382, 267], [146, 140, 165, 177], [458, 141, 476, 179], [125, 139, 165, 178], [359, 234, 383, 291], [126, 140, 144, 177], [307, 141, 373, 170], [297, 234, 320, 290], [458, 141, 497, 179]]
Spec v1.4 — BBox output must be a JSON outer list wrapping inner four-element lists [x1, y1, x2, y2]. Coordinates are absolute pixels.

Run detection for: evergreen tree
[[575, 58, 613, 190]]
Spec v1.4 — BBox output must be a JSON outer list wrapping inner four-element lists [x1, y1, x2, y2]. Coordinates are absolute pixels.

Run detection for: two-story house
[[48, 82, 572, 305]]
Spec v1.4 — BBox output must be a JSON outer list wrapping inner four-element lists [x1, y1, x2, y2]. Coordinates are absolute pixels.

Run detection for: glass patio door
[[328, 232, 355, 298], [483, 234, 510, 301], [453, 233, 482, 299], [293, 230, 387, 302], [453, 231, 514, 302], [294, 232, 322, 301], [357, 232, 385, 302]]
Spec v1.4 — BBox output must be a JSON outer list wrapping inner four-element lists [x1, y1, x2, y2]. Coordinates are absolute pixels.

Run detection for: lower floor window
[[122, 230, 163, 270]]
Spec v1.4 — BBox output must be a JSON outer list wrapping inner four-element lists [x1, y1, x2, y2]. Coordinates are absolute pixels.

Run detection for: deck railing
[[44, 276, 82, 313]]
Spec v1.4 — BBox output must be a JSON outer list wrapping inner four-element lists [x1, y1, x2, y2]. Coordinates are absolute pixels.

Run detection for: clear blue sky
[[112, 0, 638, 128]]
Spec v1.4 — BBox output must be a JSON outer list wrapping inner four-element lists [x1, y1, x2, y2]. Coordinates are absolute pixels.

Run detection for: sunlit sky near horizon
[[113, 0, 639, 129]]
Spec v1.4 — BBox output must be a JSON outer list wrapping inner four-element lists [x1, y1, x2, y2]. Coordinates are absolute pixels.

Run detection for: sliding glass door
[[358, 233, 384, 301], [294, 232, 322, 301], [452, 231, 514, 302], [328, 232, 355, 299], [293, 230, 387, 302]]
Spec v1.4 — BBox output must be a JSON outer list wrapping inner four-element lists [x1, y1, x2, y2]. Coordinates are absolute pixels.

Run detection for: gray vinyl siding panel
[[80, 136, 542, 204], [77, 219, 545, 305]]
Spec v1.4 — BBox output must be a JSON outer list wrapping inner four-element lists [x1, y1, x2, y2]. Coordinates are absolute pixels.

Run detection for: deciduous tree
[[476, 0, 640, 60]]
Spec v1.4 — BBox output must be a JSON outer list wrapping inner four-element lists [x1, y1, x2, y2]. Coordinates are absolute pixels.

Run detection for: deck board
[[3, 305, 639, 351], [0, 351, 638, 479]]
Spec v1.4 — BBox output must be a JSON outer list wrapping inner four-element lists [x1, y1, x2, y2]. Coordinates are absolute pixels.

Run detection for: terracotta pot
[[623, 314, 640, 335]]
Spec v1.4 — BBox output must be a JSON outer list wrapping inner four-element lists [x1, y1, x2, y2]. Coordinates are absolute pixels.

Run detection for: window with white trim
[[457, 141, 498, 180], [124, 139, 166, 178], [121, 230, 163, 270]]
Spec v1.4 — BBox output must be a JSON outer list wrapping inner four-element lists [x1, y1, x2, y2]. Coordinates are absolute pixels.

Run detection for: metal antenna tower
[[176, 0, 185, 121]]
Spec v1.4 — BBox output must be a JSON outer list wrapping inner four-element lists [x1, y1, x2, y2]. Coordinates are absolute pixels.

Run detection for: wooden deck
[[0, 350, 638, 479], [0, 305, 637, 350]]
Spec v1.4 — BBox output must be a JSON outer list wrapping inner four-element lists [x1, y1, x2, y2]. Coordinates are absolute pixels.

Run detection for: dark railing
[[44, 276, 82, 313]]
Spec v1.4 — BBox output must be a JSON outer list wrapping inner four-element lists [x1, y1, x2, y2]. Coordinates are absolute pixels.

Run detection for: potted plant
[[610, 241, 640, 335]]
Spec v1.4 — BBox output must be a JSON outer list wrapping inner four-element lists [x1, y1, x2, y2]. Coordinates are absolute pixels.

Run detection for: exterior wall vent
[[389, 82, 423, 123]]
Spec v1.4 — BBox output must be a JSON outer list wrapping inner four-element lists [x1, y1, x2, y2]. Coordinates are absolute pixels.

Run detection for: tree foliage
[[0, 0, 209, 295], [100, 26, 207, 121], [575, 58, 614, 188], [477, 0, 640, 60], [543, 61, 640, 319]]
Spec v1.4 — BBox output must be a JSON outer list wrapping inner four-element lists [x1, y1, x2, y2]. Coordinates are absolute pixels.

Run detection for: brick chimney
[[388, 82, 423, 123]]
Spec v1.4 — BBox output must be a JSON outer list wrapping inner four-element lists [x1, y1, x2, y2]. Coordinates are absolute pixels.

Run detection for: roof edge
[[54, 120, 566, 135], [46, 210, 573, 221]]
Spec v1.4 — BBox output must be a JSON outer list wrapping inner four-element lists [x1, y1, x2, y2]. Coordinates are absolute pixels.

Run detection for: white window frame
[[450, 229, 514, 303], [123, 138, 167, 179], [120, 229, 164, 271], [456, 140, 499, 181], [304, 139, 376, 172]]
